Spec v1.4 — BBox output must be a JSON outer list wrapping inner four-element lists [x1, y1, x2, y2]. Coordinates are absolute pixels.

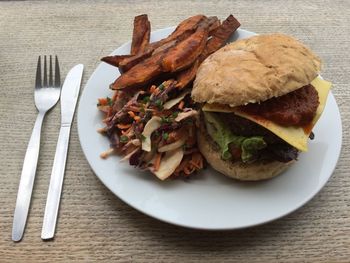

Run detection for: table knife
[[41, 64, 83, 239]]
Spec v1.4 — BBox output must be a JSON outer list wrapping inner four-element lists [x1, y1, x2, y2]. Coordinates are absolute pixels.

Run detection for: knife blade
[[41, 64, 83, 239]]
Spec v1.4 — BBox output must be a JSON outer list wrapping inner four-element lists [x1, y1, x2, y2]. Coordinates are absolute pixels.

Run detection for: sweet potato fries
[[98, 14, 240, 180]]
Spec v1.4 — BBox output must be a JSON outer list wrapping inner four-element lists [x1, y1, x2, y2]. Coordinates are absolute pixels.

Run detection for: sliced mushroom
[[124, 139, 141, 148], [175, 110, 198, 122], [153, 147, 184, 180], [163, 91, 189, 109], [141, 116, 162, 152], [120, 147, 140, 162], [158, 133, 188, 152]]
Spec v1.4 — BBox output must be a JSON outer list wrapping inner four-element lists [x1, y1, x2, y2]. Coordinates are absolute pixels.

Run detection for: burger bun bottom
[[197, 125, 294, 181]]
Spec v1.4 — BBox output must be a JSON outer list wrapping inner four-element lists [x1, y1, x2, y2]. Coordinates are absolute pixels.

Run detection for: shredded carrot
[[183, 166, 194, 175], [150, 85, 157, 93], [100, 148, 115, 159], [98, 98, 108, 106], [134, 116, 141, 122], [183, 159, 195, 175], [98, 105, 110, 113], [121, 126, 133, 135], [153, 153, 162, 172], [154, 88, 161, 95], [128, 111, 136, 118], [190, 159, 202, 169], [190, 153, 203, 170], [168, 132, 176, 141], [173, 152, 203, 177], [117, 123, 132, 129], [174, 158, 190, 175], [174, 158, 187, 174], [178, 100, 185, 110]]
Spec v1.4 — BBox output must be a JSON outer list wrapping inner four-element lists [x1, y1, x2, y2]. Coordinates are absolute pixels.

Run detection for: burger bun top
[[192, 33, 321, 106]]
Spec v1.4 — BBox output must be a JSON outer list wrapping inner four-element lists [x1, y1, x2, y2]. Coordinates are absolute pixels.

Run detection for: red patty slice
[[240, 84, 320, 127]]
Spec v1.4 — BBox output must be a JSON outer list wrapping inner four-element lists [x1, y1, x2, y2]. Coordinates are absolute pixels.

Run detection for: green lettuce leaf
[[203, 112, 267, 162], [241, 137, 267, 162]]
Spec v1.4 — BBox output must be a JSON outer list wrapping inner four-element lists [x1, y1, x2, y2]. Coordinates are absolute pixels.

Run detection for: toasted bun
[[192, 33, 322, 106], [197, 125, 293, 181]]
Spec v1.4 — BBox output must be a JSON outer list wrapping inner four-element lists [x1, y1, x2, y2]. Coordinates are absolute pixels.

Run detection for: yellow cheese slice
[[202, 76, 332, 152]]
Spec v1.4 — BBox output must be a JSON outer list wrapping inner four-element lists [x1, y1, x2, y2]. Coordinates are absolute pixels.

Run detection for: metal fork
[[12, 56, 61, 242]]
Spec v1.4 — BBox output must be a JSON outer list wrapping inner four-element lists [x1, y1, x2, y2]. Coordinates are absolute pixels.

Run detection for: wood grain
[[0, 1, 349, 262]]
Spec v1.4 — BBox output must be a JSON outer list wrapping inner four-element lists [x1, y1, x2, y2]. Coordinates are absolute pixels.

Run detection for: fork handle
[[41, 124, 71, 240], [12, 111, 45, 241]]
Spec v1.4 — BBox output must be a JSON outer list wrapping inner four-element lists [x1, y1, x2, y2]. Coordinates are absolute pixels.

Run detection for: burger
[[191, 33, 332, 181]]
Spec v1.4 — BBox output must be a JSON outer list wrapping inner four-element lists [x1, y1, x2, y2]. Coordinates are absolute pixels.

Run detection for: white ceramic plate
[[77, 28, 342, 230]]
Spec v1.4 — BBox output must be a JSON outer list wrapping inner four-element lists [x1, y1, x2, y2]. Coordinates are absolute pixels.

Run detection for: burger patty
[[218, 113, 283, 144], [215, 113, 299, 163], [239, 84, 319, 126]]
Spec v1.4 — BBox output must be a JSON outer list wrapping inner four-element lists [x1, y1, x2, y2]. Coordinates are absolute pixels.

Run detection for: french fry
[[131, 14, 151, 55], [101, 54, 133, 67], [118, 15, 207, 72], [102, 16, 222, 72], [148, 14, 207, 51], [152, 39, 177, 55], [207, 16, 221, 35], [161, 22, 209, 72], [118, 50, 153, 72], [111, 52, 163, 89], [176, 59, 199, 89], [176, 14, 240, 89], [111, 14, 240, 90], [204, 14, 240, 56], [112, 18, 210, 89]]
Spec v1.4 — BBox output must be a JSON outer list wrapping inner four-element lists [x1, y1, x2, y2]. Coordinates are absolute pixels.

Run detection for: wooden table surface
[[0, 1, 349, 262]]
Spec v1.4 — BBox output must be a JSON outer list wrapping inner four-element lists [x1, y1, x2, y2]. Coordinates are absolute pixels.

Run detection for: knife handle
[[41, 124, 71, 239], [12, 112, 45, 242]]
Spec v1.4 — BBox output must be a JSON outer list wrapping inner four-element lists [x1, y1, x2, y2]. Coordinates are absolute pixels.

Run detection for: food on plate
[[98, 14, 241, 180], [176, 14, 241, 89], [102, 14, 205, 74], [192, 33, 332, 181], [109, 15, 240, 89], [161, 22, 209, 72], [100, 54, 132, 68], [130, 14, 151, 55]]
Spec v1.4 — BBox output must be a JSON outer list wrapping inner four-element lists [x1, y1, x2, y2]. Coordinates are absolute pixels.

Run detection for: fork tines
[[36, 56, 61, 89]]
